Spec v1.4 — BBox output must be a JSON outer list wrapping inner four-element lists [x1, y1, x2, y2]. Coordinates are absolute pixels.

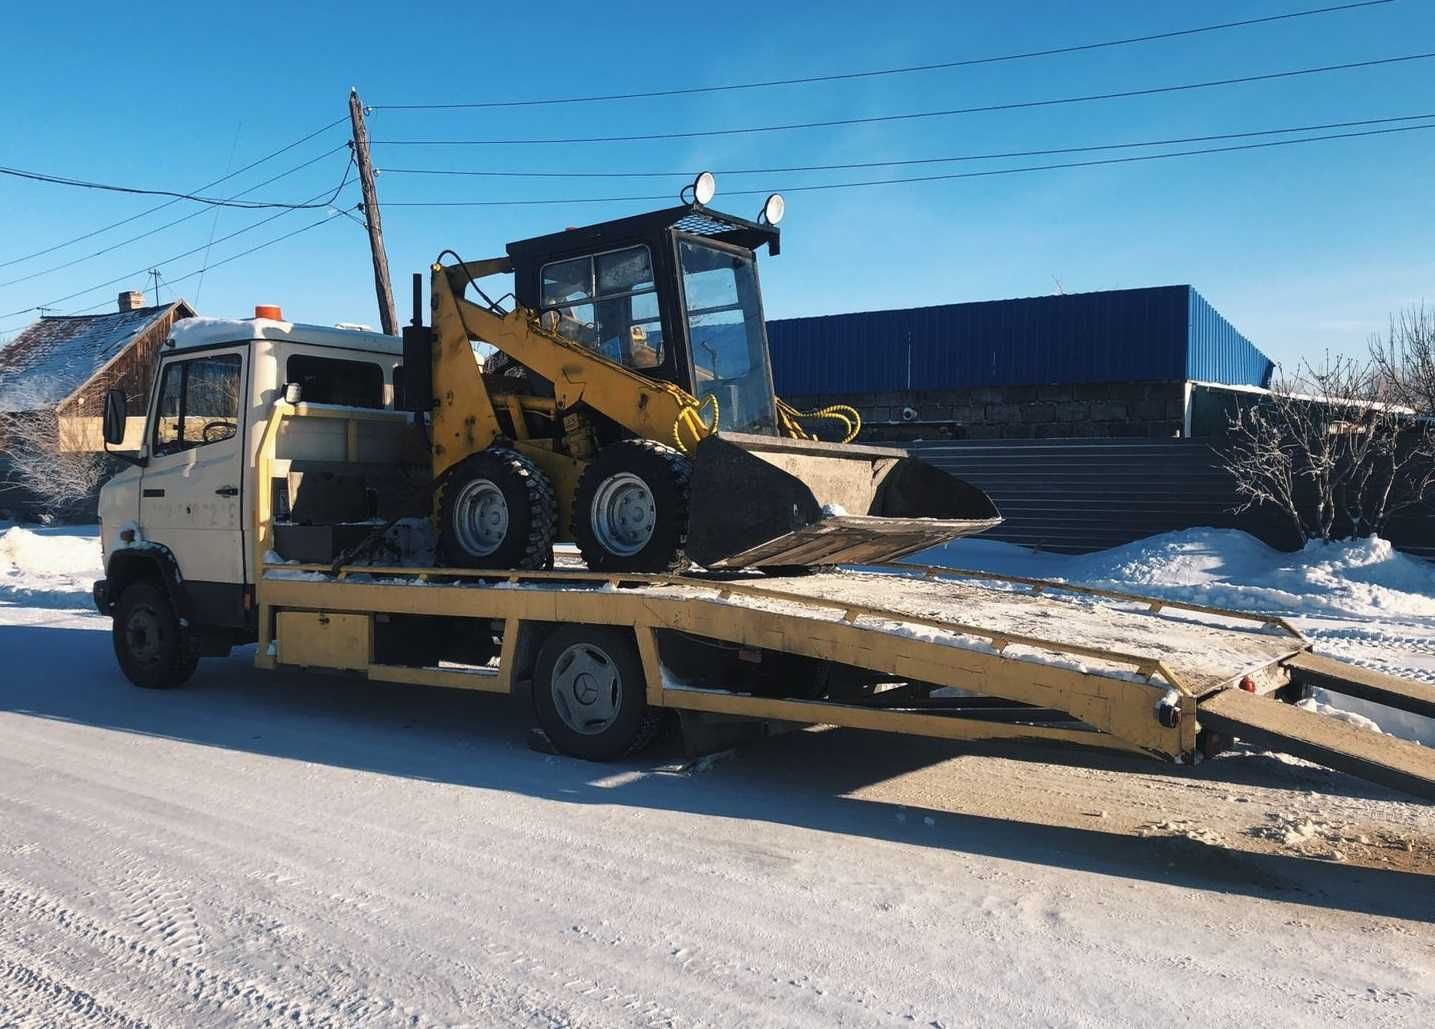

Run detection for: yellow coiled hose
[[671, 393, 720, 454], [776, 400, 862, 444]]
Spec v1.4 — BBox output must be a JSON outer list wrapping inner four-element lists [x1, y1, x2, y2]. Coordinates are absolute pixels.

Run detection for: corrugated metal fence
[[768, 285, 1274, 397], [906, 438, 1434, 558]]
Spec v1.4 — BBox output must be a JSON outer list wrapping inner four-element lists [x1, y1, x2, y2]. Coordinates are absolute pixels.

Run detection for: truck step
[[1198, 688, 1435, 802]]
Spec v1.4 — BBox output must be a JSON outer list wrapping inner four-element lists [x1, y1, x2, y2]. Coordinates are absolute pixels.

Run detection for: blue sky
[[2, 0, 1433, 369]]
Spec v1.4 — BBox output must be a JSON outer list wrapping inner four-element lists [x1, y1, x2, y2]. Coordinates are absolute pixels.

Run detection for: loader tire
[[113, 581, 199, 690], [438, 448, 556, 570], [573, 440, 690, 573], [532, 626, 664, 761]]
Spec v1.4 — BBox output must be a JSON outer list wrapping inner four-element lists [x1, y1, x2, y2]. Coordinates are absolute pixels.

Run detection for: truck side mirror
[[102, 388, 127, 446]]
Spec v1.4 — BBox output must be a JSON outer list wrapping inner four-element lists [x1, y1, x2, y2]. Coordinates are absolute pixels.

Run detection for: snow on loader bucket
[[685, 432, 1003, 569]]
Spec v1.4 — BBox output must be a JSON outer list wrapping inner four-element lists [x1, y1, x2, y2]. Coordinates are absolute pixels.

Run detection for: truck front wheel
[[113, 581, 199, 689]]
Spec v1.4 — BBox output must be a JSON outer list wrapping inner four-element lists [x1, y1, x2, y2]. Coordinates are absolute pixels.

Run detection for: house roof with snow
[[0, 298, 194, 413]]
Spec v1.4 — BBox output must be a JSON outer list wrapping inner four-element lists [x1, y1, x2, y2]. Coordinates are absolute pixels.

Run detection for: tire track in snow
[[0, 754, 684, 1027]]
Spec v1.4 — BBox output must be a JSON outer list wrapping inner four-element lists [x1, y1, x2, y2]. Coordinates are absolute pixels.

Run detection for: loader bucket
[[685, 432, 1002, 570]]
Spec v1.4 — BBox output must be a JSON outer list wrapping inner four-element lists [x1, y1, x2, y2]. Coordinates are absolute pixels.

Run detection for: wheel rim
[[590, 472, 656, 557], [452, 478, 509, 556], [550, 643, 622, 735], [125, 604, 165, 667]]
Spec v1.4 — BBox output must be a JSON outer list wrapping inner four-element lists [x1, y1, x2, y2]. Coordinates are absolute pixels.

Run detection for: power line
[[0, 145, 349, 290], [372, 51, 1435, 147], [378, 112, 1435, 179], [372, 1, 1397, 110], [0, 161, 354, 320], [0, 116, 348, 271], [0, 214, 347, 336], [380, 120, 1435, 206], [0, 160, 351, 209]]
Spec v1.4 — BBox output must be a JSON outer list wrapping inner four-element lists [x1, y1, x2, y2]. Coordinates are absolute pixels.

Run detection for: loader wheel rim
[[124, 604, 166, 667], [550, 643, 622, 735], [590, 473, 656, 557], [452, 479, 509, 557]]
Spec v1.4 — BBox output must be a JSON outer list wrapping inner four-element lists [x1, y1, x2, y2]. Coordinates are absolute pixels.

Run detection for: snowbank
[[0, 523, 102, 610], [917, 528, 1435, 621], [914, 528, 1435, 746]]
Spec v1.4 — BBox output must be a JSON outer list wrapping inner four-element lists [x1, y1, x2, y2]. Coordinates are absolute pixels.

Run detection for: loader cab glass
[[678, 239, 777, 434], [539, 245, 663, 370]]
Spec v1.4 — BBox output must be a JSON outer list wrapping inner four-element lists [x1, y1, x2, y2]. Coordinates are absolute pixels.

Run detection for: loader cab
[[506, 203, 783, 435]]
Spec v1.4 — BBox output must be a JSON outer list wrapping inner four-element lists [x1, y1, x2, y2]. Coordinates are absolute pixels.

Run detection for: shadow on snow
[[1, 618, 1430, 923]]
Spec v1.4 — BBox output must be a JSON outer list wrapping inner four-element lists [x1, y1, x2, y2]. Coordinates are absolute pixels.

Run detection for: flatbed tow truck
[[89, 193, 1435, 802]]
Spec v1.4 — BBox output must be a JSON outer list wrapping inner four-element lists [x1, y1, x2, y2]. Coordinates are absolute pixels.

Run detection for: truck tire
[[573, 440, 690, 573], [438, 448, 556, 570], [113, 581, 199, 690], [531, 626, 663, 761]]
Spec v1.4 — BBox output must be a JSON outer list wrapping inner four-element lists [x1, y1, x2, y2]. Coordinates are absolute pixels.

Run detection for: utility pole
[[349, 88, 398, 335], [149, 269, 161, 305]]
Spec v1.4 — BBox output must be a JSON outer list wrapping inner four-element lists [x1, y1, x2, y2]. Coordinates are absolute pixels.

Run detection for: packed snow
[[2, 522, 1434, 1026]]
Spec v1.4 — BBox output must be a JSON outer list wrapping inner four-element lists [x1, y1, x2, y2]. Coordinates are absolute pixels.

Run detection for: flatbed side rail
[[894, 563, 1306, 642], [261, 560, 1190, 694]]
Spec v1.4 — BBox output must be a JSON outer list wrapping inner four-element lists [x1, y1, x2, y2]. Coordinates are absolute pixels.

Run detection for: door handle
[[214, 486, 239, 497]]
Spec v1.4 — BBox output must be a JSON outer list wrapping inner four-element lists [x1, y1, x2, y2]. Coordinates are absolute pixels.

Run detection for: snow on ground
[[918, 529, 1435, 746], [0, 522, 101, 611], [2, 523, 1434, 1027]]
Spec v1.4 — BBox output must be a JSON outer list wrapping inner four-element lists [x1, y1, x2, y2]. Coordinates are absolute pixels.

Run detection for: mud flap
[[1198, 688, 1435, 801], [685, 431, 1001, 569]]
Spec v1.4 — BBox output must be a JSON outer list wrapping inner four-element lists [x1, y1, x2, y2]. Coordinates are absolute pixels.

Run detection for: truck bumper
[[93, 579, 111, 616]]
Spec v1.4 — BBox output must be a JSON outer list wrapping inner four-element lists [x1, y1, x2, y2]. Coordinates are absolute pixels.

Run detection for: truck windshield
[[678, 239, 777, 435]]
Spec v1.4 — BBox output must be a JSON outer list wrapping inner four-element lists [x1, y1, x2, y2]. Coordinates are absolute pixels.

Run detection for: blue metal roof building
[[767, 285, 1272, 396]]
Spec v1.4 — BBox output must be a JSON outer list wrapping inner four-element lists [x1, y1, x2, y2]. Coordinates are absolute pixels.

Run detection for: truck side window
[[286, 354, 384, 408], [152, 354, 242, 456], [539, 245, 663, 370]]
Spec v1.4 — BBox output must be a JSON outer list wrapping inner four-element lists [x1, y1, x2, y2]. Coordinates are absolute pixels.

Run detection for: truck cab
[[94, 311, 403, 687]]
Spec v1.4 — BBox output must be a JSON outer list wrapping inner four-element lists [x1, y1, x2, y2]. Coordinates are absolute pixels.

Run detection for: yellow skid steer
[[402, 181, 1001, 573]]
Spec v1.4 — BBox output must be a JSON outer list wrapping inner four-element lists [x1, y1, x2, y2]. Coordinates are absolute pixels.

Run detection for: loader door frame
[[669, 231, 781, 436]]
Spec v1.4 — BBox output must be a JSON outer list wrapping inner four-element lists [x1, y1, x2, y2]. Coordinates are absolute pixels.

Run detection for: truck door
[[140, 347, 248, 625]]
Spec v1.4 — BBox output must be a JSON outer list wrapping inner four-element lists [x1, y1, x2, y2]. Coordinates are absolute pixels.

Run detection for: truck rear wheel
[[531, 626, 663, 761], [573, 440, 690, 573], [438, 448, 556, 570], [113, 581, 199, 689]]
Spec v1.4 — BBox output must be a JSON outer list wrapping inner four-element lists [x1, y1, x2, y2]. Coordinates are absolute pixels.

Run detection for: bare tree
[[1370, 304, 1435, 414], [1222, 354, 1435, 544], [0, 381, 111, 518]]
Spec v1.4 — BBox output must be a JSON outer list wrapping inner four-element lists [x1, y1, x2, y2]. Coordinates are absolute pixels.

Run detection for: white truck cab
[[94, 310, 403, 687]]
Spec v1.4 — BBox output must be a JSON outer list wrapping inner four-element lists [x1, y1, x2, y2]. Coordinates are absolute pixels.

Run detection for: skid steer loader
[[403, 177, 1001, 573]]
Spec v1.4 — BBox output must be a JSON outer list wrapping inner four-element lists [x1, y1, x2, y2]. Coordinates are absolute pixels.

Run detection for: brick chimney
[[118, 290, 145, 312]]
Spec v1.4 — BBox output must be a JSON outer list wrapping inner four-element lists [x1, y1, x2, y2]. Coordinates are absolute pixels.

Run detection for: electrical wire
[[372, 1, 1397, 110], [0, 160, 354, 320], [0, 145, 349, 290], [0, 214, 346, 336], [370, 51, 1435, 146], [0, 161, 351, 209], [0, 116, 348, 271], [378, 112, 1435, 179], [379, 120, 1435, 206]]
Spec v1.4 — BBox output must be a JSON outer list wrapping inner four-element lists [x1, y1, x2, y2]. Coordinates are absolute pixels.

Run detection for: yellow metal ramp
[[1198, 688, 1435, 801]]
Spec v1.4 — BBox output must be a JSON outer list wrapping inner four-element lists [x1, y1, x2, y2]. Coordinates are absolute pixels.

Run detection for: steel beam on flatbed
[[1198, 688, 1435, 802], [1285, 651, 1435, 720]]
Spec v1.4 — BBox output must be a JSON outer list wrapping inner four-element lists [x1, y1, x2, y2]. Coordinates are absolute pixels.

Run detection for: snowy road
[[2, 604, 1433, 1027], [3, 524, 1435, 1026]]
